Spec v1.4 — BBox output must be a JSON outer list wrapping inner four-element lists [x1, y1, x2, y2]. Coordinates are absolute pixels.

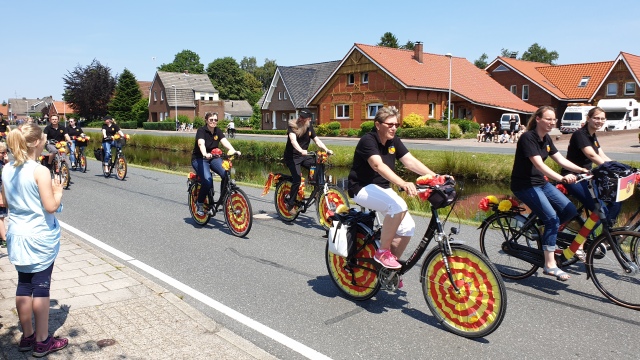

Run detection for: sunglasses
[[207, 118, 218, 122], [380, 122, 399, 128]]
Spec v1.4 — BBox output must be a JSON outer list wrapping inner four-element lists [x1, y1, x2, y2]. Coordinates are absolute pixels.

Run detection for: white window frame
[[278, 91, 282, 100], [578, 76, 590, 88], [607, 83, 618, 96], [367, 103, 383, 119], [153, 91, 157, 101], [362, 72, 369, 84], [284, 92, 287, 100], [624, 82, 636, 95], [522, 85, 529, 101], [347, 74, 355, 85], [336, 104, 350, 119], [510, 85, 517, 94], [428, 103, 435, 118], [160, 112, 164, 121], [161, 90, 164, 101]]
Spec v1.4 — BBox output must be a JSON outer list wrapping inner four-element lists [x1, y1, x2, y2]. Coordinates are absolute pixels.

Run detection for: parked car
[[559, 105, 596, 134], [597, 98, 640, 131]]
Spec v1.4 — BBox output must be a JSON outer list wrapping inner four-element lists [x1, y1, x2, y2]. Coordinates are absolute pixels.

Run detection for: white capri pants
[[353, 184, 415, 237]]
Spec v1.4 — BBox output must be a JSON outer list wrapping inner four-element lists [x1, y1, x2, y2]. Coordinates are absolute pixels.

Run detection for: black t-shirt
[[509, 118, 518, 132], [67, 125, 83, 138], [102, 123, 121, 139], [43, 124, 67, 142], [192, 126, 225, 160], [348, 130, 409, 197], [561, 126, 599, 176], [510, 130, 558, 192], [284, 125, 316, 160], [0, 119, 9, 132]]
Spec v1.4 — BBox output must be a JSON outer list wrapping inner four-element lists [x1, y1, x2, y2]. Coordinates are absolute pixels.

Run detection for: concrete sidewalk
[[0, 231, 278, 359]]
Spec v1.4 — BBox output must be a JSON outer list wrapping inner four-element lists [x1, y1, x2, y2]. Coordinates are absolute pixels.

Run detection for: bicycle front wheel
[[587, 230, 640, 310], [326, 230, 380, 301], [116, 154, 127, 180], [479, 213, 541, 280], [316, 185, 350, 230], [60, 162, 70, 189], [79, 152, 87, 173], [274, 180, 299, 222], [224, 188, 253, 237], [422, 244, 507, 338]]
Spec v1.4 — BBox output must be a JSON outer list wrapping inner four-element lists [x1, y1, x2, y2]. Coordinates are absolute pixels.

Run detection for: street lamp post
[[171, 85, 178, 131], [445, 53, 452, 140]]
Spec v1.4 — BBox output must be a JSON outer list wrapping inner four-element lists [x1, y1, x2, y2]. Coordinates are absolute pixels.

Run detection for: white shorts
[[353, 184, 415, 237]]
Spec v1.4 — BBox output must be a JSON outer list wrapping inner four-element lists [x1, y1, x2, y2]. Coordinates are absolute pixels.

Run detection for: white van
[[597, 98, 640, 131], [499, 113, 521, 130], [559, 105, 595, 134]]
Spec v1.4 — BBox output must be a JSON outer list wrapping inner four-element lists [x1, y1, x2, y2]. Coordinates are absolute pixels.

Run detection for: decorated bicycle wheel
[[275, 181, 299, 222], [60, 162, 70, 189], [326, 232, 380, 301], [79, 154, 87, 173], [422, 244, 507, 338], [116, 155, 127, 180], [316, 186, 350, 231], [188, 182, 210, 226], [224, 188, 253, 237]]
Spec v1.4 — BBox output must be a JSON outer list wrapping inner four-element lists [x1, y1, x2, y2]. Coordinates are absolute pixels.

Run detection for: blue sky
[[3, 0, 639, 103]]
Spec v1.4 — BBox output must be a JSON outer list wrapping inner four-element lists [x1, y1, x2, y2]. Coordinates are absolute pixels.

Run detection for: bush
[[327, 121, 341, 130], [193, 116, 205, 129], [359, 121, 375, 136], [347, 129, 359, 137], [397, 123, 462, 139], [142, 121, 176, 130], [118, 121, 138, 129], [402, 113, 425, 128], [330, 129, 340, 137], [452, 119, 479, 134], [425, 119, 440, 126], [316, 124, 330, 136]]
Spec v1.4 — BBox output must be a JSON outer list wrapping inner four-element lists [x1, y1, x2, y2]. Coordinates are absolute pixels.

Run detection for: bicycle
[[71, 134, 89, 173], [226, 127, 236, 139], [478, 174, 640, 310], [40, 140, 71, 190], [96, 135, 128, 180], [262, 151, 350, 231], [326, 178, 507, 338], [187, 150, 253, 237]]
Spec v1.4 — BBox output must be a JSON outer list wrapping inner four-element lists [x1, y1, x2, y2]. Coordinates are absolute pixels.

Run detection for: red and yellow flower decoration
[[316, 151, 328, 164], [222, 159, 232, 171], [261, 173, 281, 196], [415, 174, 446, 201], [555, 183, 567, 195], [479, 196, 518, 212]]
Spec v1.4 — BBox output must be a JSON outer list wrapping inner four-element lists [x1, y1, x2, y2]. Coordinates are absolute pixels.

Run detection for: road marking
[[60, 221, 332, 360]]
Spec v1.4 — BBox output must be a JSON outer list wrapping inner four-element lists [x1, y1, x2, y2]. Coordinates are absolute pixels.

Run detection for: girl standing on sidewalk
[[1, 124, 68, 357]]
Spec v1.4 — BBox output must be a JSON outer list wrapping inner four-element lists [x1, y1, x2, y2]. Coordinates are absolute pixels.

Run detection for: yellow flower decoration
[[487, 195, 499, 204], [498, 200, 513, 212]]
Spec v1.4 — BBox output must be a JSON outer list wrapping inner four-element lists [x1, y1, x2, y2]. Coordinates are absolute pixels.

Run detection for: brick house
[[261, 61, 340, 130], [486, 52, 640, 123], [148, 71, 223, 122], [307, 43, 537, 129], [48, 101, 76, 120]]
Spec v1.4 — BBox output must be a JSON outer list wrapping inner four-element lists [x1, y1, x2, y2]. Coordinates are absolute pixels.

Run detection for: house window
[[200, 96, 205, 100], [510, 85, 517, 94], [153, 91, 157, 101], [578, 76, 590, 87], [336, 104, 350, 119], [284, 92, 287, 100], [160, 112, 163, 121], [493, 65, 509, 72], [367, 103, 383, 119], [161, 90, 164, 101], [347, 74, 355, 85], [607, 83, 618, 96], [278, 92, 282, 100], [209, 97, 213, 100], [362, 72, 369, 84], [522, 85, 529, 101], [282, 113, 287, 122], [428, 103, 435, 118], [625, 82, 636, 95]]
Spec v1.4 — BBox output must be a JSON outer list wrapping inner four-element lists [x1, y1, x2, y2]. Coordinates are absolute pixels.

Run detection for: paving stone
[[94, 288, 136, 304]]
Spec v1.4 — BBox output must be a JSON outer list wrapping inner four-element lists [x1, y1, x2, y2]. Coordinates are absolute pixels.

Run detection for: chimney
[[414, 41, 423, 63], [509, 52, 517, 59]]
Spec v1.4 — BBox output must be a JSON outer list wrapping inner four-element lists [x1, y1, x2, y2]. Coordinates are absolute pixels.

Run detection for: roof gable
[[279, 61, 340, 108], [537, 61, 613, 99], [491, 57, 567, 99]]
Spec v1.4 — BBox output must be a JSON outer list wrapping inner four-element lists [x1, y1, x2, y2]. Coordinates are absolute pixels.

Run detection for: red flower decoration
[[211, 148, 223, 157], [478, 197, 490, 211], [509, 199, 519, 208], [555, 183, 567, 194], [418, 189, 432, 201]]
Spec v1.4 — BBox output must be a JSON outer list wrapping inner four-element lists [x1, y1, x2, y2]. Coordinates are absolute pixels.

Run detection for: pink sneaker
[[32, 336, 68, 358], [374, 249, 401, 269], [398, 277, 404, 289]]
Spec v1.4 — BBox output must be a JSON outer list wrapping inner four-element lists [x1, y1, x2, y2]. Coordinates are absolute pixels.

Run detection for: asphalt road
[[57, 160, 640, 360]]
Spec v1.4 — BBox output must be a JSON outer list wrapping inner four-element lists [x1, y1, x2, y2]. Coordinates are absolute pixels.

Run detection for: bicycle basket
[[592, 161, 634, 202], [94, 148, 103, 161], [427, 184, 457, 209]]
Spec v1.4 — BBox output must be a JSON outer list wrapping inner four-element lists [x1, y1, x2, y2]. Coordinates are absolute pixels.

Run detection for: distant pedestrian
[[2, 124, 68, 357]]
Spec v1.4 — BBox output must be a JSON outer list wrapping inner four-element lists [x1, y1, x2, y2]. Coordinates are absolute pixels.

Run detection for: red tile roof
[[621, 52, 640, 83], [0, 105, 7, 117], [356, 44, 537, 113], [537, 61, 613, 99], [496, 57, 568, 99], [52, 101, 75, 115]]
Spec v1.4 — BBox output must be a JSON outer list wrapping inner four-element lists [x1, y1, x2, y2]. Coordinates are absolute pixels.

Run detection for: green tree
[[108, 68, 142, 121], [241, 72, 263, 106], [130, 97, 149, 127], [254, 58, 278, 91], [206, 57, 246, 100], [400, 40, 415, 50], [157, 50, 205, 74], [521, 43, 559, 64], [240, 56, 258, 74], [377, 32, 399, 48], [500, 48, 518, 58], [474, 53, 489, 69], [63, 59, 116, 120], [249, 103, 262, 130]]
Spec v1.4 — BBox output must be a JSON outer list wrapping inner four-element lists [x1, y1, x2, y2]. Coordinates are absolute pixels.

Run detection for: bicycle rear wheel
[[422, 244, 507, 338], [188, 182, 211, 226], [479, 213, 541, 279], [316, 185, 350, 231], [587, 230, 640, 310], [224, 188, 253, 237], [325, 230, 380, 301], [115, 154, 127, 180], [274, 180, 299, 222]]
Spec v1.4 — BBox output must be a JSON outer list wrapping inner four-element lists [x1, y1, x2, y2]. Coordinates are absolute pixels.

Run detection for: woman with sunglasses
[[348, 106, 438, 271], [191, 112, 240, 217]]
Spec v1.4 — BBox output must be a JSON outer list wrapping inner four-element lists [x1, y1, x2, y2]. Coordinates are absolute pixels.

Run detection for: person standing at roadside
[[65, 118, 84, 168], [0, 114, 11, 139], [101, 116, 125, 173], [43, 115, 71, 168], [509, 115, 519, 143], [2, 124, 68, 357], [283, 109, 332, 213]]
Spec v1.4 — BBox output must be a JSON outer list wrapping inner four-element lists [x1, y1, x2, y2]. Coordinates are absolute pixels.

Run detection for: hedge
[[143, 121, 176, 130]]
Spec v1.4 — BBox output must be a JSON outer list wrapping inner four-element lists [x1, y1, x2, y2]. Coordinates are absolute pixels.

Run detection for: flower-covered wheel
[[275, 180, 299, 222], [60, 162, 70, 190], [79, 152, 87, 173], [326, 232, 380, 301], [188, 182, 210, 226], [317, 186, 350, 230], [224, 188, 253, 237], [116, 154, 127, 180]]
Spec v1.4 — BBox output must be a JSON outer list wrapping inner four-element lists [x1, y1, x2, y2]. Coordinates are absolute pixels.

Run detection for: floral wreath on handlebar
[[316, 151, 328, 164], [478, 195, 520, 212]]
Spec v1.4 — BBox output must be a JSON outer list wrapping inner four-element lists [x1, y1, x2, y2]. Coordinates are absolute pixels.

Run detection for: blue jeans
[[513, 182, 577, 251], [564, 181, 622, 227], [103, 140, 122, 165], [284, 156, 315, 206], [191, 157, 226, 203], [69, 140, 77, 165]]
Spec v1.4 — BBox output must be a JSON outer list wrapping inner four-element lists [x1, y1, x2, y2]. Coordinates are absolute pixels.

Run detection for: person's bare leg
[[379, 212, 406, 250], [16, 296, 34, 338], [390, 235, 411, 260], [32, 297, 50, 342]]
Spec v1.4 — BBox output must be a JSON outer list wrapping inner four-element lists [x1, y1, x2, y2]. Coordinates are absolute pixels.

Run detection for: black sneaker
[[0, 239, 6, 248]]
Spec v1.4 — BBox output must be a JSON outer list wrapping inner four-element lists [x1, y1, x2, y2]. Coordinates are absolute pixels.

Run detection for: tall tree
[[130, 97, 149, 127], [63, 59, 116, 120], [108, 68, 142, 121], [377, 32, 399, 48], [254, 58, 278, 91], [241, 72, 263, 106], [400, 40, 415, 50], [240, 56, 258, 74], [521, 43, 559, 64], [474, 53, 489, 69], [206, 57, 246, 100], [157, 50, 205, 74]]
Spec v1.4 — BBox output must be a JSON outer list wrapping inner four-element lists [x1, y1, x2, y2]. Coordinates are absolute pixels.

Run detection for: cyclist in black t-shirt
[[43, 115, 71, 167], [66, 118, 84, 167], [101, 116, 125, 173]]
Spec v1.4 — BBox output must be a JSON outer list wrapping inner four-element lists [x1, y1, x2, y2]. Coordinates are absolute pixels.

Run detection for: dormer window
[[493, 65, 509, 72], [578, 76, 590, 88]]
